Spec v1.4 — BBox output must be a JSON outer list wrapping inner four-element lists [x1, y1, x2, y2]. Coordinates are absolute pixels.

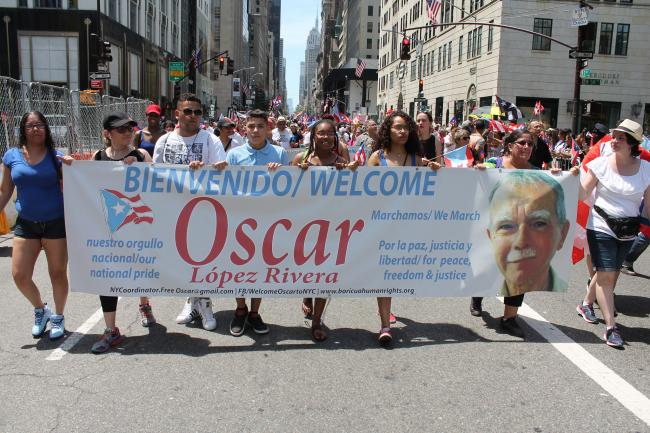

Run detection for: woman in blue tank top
[[0, 112, 70, 340], [367, 111, 440, 346]]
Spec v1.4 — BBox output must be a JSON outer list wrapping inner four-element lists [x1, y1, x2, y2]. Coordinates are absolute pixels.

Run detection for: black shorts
[[14, 216, 66, 239]]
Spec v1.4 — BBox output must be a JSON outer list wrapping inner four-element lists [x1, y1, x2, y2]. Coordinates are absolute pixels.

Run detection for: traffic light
[[418, 79, 423, 94], [218, 56, 225, 70], [100, 40, 112, 63], [227, 58, 234, 75], [400, 37, 411, 61]]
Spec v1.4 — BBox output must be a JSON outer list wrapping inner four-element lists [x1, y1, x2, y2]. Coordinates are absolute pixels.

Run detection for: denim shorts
[[14, 216, 66, 240], [586, 229, 633, 272]]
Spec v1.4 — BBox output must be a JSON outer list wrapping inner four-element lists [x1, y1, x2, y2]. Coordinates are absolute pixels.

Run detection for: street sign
[[414, 97, 428, 103], [89, 71, 110, 80], [169, 61, 185, 82], [397, 61, 406, 80], [571, 6, 588, 27], [96, 64, 108, 72], [569, 49, 594, 59], [90, 80, 103, 89], [581, 78, 601, 86], [580, 68, 591, 79]]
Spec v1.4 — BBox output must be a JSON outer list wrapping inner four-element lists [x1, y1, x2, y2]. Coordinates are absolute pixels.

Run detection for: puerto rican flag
[[354, 142, 367, 166], [570, 139, 581, 166], [100, 189, 153, 234], [533, 100, 545, 116], [443, 145, 474, 168]]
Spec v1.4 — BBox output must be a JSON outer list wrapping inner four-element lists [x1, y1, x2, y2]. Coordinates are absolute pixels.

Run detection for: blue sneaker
[[49, 314, 65, 340], [576, 303, 598, 324], [91, 327, 125, 354], [32, 304, 52, 337], [605, 326, 624, 348]]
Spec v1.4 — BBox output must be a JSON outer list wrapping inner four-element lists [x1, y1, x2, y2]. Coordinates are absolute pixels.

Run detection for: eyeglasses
[[113, 125, 134, 134], [460, 136, 470, 141], [514, 140, 534, 147], [25, 123, 46, 130], [181, 108, 203, 116]]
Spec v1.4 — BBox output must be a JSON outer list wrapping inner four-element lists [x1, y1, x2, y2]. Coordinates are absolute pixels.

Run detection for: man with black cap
[[590, 123, 610, 148], [153, 93, 227, 332]]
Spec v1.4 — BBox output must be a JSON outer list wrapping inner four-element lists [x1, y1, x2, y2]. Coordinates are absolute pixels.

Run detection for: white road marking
[[46, 307, 104, 361], [518, 302, 650, 427]]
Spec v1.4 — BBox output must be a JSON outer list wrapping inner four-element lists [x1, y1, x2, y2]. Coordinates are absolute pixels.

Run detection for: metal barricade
[[0, 76, 152, 158], [0, 77, 26, 155]]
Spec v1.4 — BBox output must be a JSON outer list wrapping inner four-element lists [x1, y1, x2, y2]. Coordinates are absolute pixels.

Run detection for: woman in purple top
[[0, 112, 70, 340]]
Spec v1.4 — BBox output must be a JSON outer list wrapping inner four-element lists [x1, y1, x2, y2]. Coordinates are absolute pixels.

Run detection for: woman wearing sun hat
[[577, 119, 650, 348]]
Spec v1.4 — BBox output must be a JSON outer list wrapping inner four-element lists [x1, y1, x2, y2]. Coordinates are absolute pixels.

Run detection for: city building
[[0, 0, 215, 116], [376, 0, 650, 132], [300, 17, 320, 112], [321, 0, 379, 117]]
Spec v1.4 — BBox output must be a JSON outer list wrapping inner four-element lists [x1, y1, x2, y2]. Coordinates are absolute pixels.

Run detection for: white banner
[[64, 163, 578, 298], [232, 77, 240, 99]]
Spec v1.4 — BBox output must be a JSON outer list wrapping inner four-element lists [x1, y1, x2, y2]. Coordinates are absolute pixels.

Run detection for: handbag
[[593, 205, 640, 238]]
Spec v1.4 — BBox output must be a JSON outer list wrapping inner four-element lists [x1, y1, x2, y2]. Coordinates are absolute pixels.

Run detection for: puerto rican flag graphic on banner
[[100, 189, 154, 234]]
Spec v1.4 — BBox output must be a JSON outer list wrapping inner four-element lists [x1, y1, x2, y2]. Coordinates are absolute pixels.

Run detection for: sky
[[280, 0, 320, 113]]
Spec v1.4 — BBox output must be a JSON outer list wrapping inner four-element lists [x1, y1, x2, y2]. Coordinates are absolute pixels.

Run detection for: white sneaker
[[196, 298, 217, 331], [176, 298, 199, 324]]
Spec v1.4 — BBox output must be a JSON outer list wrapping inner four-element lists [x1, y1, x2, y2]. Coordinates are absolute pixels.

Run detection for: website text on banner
[[64, 164, 578, 298]]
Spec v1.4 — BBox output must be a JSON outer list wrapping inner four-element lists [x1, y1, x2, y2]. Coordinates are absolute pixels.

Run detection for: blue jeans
[[587, 229, 634, 272], [624, 232, 649, 265]]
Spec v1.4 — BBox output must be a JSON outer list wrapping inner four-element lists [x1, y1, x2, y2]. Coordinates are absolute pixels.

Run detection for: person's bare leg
[[42, 238, 68, 315], [504, 305, 518, 319], [11, 238, 45, 308], [593, 271, 618, 327], [311, 298, 327, 341], [250, 298, 262, 313], [377, 297, 392, 328]]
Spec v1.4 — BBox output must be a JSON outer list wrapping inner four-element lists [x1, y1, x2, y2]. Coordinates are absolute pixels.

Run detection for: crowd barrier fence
[[0, 76, 151, 158]]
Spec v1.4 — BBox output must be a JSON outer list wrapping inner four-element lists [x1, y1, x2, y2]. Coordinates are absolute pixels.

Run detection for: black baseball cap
[[103, 112, 137, 130], [592, 123, 609, 135]]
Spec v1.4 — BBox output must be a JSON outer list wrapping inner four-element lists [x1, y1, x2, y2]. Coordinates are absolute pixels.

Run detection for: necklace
[[107, 146, 132, 161]]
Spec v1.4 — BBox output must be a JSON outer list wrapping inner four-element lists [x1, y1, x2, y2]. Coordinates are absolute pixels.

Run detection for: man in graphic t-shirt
[[153, 93, 227, 331]]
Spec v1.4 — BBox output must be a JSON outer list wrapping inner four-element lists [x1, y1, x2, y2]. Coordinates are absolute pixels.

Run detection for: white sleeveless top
[[586, 156, 650, 239]]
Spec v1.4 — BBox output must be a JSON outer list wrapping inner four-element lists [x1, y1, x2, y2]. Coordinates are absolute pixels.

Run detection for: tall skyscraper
[[301, 18, 321, 111]]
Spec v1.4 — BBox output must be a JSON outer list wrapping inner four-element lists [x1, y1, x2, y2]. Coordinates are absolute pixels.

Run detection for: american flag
[[355, 58, 367, 78], [426, 0, 442, 25], [354, 142, 367, 166], [190, 48, 202, 68], [241, 82, 250, 98]]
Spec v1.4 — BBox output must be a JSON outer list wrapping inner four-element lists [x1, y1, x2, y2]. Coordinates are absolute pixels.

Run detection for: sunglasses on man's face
[[181, 108, 203, 116]]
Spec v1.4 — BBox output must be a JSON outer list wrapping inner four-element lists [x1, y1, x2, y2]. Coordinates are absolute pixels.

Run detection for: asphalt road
[[1, 232, 649, 433]]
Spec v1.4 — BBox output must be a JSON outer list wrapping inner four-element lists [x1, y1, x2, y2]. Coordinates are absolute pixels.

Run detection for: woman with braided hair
[[291, 118, 358, 341]]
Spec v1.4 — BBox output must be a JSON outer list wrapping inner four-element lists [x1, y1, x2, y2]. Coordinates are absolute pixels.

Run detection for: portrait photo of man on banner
[[484, 171, 572, 297]]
